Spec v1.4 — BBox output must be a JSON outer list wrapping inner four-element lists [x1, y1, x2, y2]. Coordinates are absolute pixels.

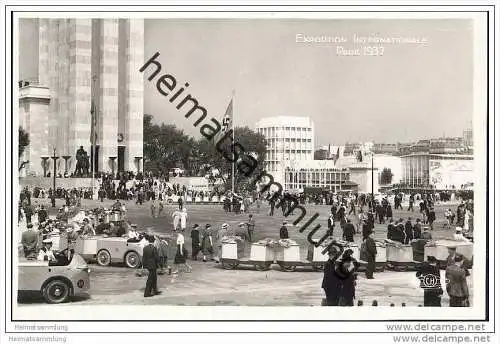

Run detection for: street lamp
[[50, 148, 59, 208]]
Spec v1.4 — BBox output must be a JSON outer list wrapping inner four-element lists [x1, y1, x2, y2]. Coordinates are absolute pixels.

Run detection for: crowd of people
[[18, 177, 474, 306]]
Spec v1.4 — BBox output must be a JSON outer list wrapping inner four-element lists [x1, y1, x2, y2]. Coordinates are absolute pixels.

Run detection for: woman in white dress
[[180, 208, 188, 231]]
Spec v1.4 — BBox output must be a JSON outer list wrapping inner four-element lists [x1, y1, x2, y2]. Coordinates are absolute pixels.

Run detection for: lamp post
[[371, 152, 374, 211], [50, 148, 59, 208]]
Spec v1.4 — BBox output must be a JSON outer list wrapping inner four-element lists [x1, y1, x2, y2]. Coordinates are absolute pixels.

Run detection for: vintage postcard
[[1, 2, 498, 340]]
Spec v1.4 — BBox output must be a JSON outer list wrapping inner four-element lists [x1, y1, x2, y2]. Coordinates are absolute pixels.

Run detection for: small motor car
[[18, 250, 90, 304], [165, 194, 180, 204], [95, 236, 143, 268]]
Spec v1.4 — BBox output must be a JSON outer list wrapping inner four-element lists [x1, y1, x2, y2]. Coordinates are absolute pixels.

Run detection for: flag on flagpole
[[214, 98, 233, 143], [221, 98, 233, 134], [90, 101, 97, 144]]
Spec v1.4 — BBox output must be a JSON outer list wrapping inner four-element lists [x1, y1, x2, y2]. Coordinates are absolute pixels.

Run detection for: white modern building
[[255, 116, 314, 175], [282, 160, 353, 192]]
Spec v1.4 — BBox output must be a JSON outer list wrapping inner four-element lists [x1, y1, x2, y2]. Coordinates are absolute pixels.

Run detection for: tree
[[143, 114, 195, 176], [380, 168, 393, 185], [196, 126, 267, 193]]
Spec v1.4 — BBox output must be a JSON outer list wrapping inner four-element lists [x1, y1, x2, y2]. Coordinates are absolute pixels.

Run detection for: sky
[[144, 18, 473, 147]]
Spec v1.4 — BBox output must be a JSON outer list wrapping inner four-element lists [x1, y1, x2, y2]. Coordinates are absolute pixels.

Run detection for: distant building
[[282, 160, 354, 192], [463, 127, 473, 147], [401, 153, 473, 189], [255, 116, 314, 175]]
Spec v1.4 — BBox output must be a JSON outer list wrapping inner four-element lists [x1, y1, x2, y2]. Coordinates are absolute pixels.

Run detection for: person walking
[[386, 219, 395, 240], [416, 255, 443, 306], [247, 214, 255, 242], [404, 218, 414, 244], [191, 224, 201, 260], [445, 254, 470, 307], [201, 224, 214, 262], [361, 230, 377, 279], [172, 209, 181, 231], [155, 235, 169, 275], [342, 219, 356, 243], [173, 232, 192, 274], [180, 208, 188, 231], [327, 213, 335, 237], [21, 223, 39, 259], [150, 199, 157, 219], [279, 221, 289, 239], [321, 245, 343, 306], [142, 235, 161, 298], [337, 249, 359, 306]]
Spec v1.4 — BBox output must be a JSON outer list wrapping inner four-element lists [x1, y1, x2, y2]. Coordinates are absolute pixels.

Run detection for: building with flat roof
[[255, 116, 314, 175], [18, 18, 144, 177]]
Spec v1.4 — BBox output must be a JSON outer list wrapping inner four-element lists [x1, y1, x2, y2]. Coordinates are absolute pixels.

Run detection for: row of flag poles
[[89, 91, 236, 195]]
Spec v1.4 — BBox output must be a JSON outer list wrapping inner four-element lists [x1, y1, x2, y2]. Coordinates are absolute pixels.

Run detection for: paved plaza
[[17, 199, 473, 307]]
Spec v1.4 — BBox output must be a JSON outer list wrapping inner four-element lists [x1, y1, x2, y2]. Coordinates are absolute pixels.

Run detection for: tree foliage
[[195, 126, 267, 193], [143, 116, 267, 192], [19, 126, 30, 158], [143, 114, 195, 176]]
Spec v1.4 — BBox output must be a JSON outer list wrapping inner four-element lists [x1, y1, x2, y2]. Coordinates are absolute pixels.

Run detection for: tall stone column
[[97, 19, 119, 173], [68, 19, 93, 165], [124, 19, 144, 172]]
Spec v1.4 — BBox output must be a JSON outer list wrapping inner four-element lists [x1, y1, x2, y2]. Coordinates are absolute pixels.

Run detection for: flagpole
[[231, 90, 235, 194], [91, 75, 96, 200]]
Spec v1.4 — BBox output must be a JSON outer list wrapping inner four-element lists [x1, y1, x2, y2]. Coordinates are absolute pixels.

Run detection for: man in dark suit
[[404, 218, 414, 244], [416, 255, 443, 306], [342, 219, 355, 242], [363, 231, 377, 279], [279, 222, 289, 239], [142, 235, 162, 297]]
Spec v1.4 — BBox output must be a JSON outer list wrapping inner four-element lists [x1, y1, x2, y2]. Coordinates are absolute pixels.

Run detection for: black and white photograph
[[1, 1, 498, 342]]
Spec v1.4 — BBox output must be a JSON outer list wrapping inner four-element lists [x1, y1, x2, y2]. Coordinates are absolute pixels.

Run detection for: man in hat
[[413, 219, 423, 240], [81, 218, 96, 236], [37, 239, 57, 262], [446, 246, 458, 267], [342, 218, 355, 243], [191, 224, 201, 260], [445, 254, 470, 307], [37, 205, 48, 224], [201, 224, 214, 262], [416, 255, 443, 306], [142, 234, 161, 297], [327, 213, 335, 237], [321, 244, 343, 306], [127, 224, 140, 241], [280, 221, 289, 239], [404, 218, 414, 244], [362, 230, 377, 279], [337, 248, 359, 306], [21, 223, 39, 259], [421, 226, 433, 240]]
